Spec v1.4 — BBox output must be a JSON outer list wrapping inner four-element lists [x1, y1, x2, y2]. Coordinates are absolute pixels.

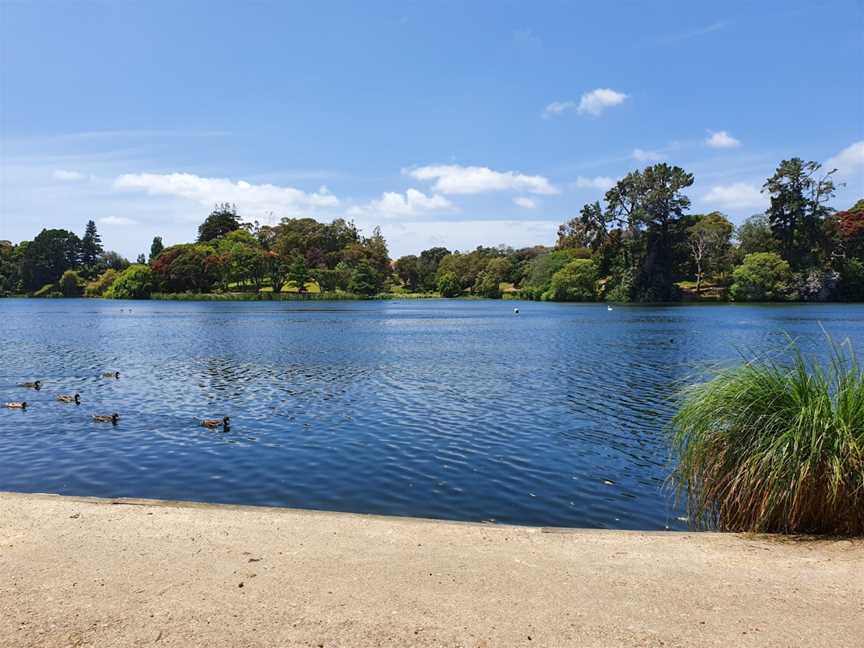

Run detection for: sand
[[0, 491, 861, 647]]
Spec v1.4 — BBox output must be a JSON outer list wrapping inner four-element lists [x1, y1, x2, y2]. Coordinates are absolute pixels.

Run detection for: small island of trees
[[1, 157, 861, 302]]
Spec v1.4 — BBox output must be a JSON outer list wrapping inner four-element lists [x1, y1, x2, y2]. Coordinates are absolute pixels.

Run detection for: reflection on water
[[1, 299, 862, 530]]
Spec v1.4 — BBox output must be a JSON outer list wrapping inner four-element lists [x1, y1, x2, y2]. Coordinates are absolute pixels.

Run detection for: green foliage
[[85, 269, 119, 297], [671, 340, 864, 534], [150, 236, 164, 261], [58, 270, 84, 297], [544, 259, 597, 301], [32, 283, 62, 298], [21, 228, 81, 291], [763, 158, 837, 269], [105, 264, 155, 299], [436, 271, 462, 297], [99, 251, 130, 271], [394, 255, 420, 291], [837, 258, 864, 302], [286, 257, 310, 292], [417, 247, 450, 291], [730, 252, 791, 301], [78, 220, 103, 277], [151, 244, 219, 293], [520, 249, 575, 297], [347, 262, 382, 296], [735, 214, 778, 259], [197, 203, 242, 242], [688, 212, 734, 292], [472, 271, 501, 298]]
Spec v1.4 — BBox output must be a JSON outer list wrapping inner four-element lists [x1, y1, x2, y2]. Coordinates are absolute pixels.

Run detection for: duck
[[200, 416, 230, 429], [57, 393, 81, 405], [93, 413, 119, 424], [19, 380, 41, 390], [2, 402, 27, 409], [102, 372, 120, 379]]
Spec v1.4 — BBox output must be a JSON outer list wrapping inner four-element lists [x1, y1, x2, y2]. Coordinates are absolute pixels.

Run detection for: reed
[[671, 338, 864, 535]]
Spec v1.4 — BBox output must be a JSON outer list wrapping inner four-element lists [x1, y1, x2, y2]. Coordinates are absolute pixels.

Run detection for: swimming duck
[[93, 413, 119, 424], [2, 402, 27, 409], [200, 416, 230, 429], [19, 380, 41, 390], [57, 393, 81, 405], [102, 372, 120, 379]]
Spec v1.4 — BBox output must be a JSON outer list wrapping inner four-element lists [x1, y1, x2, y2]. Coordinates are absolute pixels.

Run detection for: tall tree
[[79, 220, 103, 274], [198, 203, 242, 242], [736, 214, 778, 259], [394, 255, 420, 291], [604, 163, 694, 300], [150, 236, 164, 261], [762, 158, 837, 269], [687, 212, 733, 294], [20, 229, 81, 291]]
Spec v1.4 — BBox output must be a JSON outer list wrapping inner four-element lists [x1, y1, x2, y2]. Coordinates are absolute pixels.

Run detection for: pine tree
[[80, 220, 103, 274]]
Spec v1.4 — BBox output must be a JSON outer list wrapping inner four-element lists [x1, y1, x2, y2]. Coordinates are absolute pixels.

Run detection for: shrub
[[520, 250, 575, 294], [58, 270, 84, 297], [671, 340, 864, 534], [730, 252, 791, 301], [436, 271, 462, 298], [472, 271, 501, 298], [837, 258, 864, 302], [347, 262, 383, 296], [84, 269, 119, 297], [32, 283, 61, 298], [544, 259, 597, 301], [105, 264, 154, 299]]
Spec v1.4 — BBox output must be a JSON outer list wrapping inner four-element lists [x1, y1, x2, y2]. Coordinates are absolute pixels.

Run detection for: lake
[[1, 299, 862, 529]]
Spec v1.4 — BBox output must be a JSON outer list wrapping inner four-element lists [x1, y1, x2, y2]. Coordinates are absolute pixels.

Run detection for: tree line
[[1, 157, 861, 302]]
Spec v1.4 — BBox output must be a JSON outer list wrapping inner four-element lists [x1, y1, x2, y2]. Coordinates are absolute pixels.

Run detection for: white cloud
[[347, 188, 453, 219], [53, 169, 86, 181], [113, 172, 339, 218], [631, 148, 666, 162], [705, 130, 741, 149], [577, 88, 628, 116], [99, 216, 138, 226], [703, 182, 766, 209], [543, 100, 577, 117], [574, 176, 616, 191], [513, 197, 538, 209], [825, 141, 864, 181], [405, 164, 558, 195], [543, 88, 627, 118]]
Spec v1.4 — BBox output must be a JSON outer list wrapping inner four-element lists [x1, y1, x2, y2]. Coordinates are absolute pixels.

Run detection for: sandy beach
[[0, 491, 861, 647]]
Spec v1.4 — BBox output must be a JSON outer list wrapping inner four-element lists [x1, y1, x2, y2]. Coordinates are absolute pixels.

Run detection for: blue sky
[[1, 0, 862, 259]]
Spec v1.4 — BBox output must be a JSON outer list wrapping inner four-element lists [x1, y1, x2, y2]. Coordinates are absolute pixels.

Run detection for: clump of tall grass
[[671, 339, 864, 535]]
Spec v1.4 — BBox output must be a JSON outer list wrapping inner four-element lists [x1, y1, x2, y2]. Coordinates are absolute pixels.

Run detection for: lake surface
[[1, 299, 862, 529]]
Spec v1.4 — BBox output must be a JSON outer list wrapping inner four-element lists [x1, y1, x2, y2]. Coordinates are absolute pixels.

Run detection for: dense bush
[[32, 282, 61, 298], [472, 271, 501, 298], [730, 252, 791, 301], [671, 341, 864, 534], [105, 264, 155, 299], [58, 270, 84, 297], [84, 269, 119, 297], [544, 259, 597, 301], [436, 271, 462, 297]]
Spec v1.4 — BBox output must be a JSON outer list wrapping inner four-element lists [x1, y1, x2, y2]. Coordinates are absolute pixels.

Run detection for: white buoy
[[513, 307, 520, 314]]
